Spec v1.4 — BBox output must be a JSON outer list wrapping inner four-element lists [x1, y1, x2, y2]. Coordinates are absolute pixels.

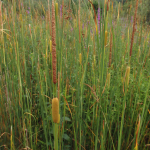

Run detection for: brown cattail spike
[[130, 0, 138, 57], [52, 98, 59, 123], [107, 1, 109, 12], [52, 0, 57, 84]]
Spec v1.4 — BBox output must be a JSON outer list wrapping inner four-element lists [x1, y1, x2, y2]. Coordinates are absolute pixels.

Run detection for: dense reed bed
[[0, 0, 150, 149]]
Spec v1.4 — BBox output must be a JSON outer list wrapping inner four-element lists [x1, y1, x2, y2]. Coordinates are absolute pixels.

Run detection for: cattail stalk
[[52, 0, 57, 84], [58, 72, 60, 100], [130, 0, 138, 57]]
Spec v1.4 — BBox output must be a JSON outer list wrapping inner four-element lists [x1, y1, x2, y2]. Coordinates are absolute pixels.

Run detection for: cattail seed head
[[57, 114, 60, 124], [52, 98, 59, 123], [117, 2, 120, 20], [104, 31, 108, 46], [130, 0, 138, 57], [128, 28, 129, 40], [52, 0, 57, 84], [50, 40, 52, 52], [125, 66, 130, 87], [55, 3, 58, 16], [79, 53, 82, 65], [112, 2, 113, 12]]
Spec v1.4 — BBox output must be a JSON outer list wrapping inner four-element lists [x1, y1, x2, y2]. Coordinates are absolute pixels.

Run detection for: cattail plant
[[117, 2, 120, 20], [130, 0, 138, 57], [112, 1, 113, 13], [52, 98, 59, 150], [50, 40, 52, 53], [52, 0, 57, 84], [89, 0, 98, 34], [52, 98, 59, 123], [134, 115, 141, 150], [104, 31, 108, 46], [107, 0, 109, 12], [57, 114, 60, 124], [55, 3, 58, 16], [79, 53, 82, 65]]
